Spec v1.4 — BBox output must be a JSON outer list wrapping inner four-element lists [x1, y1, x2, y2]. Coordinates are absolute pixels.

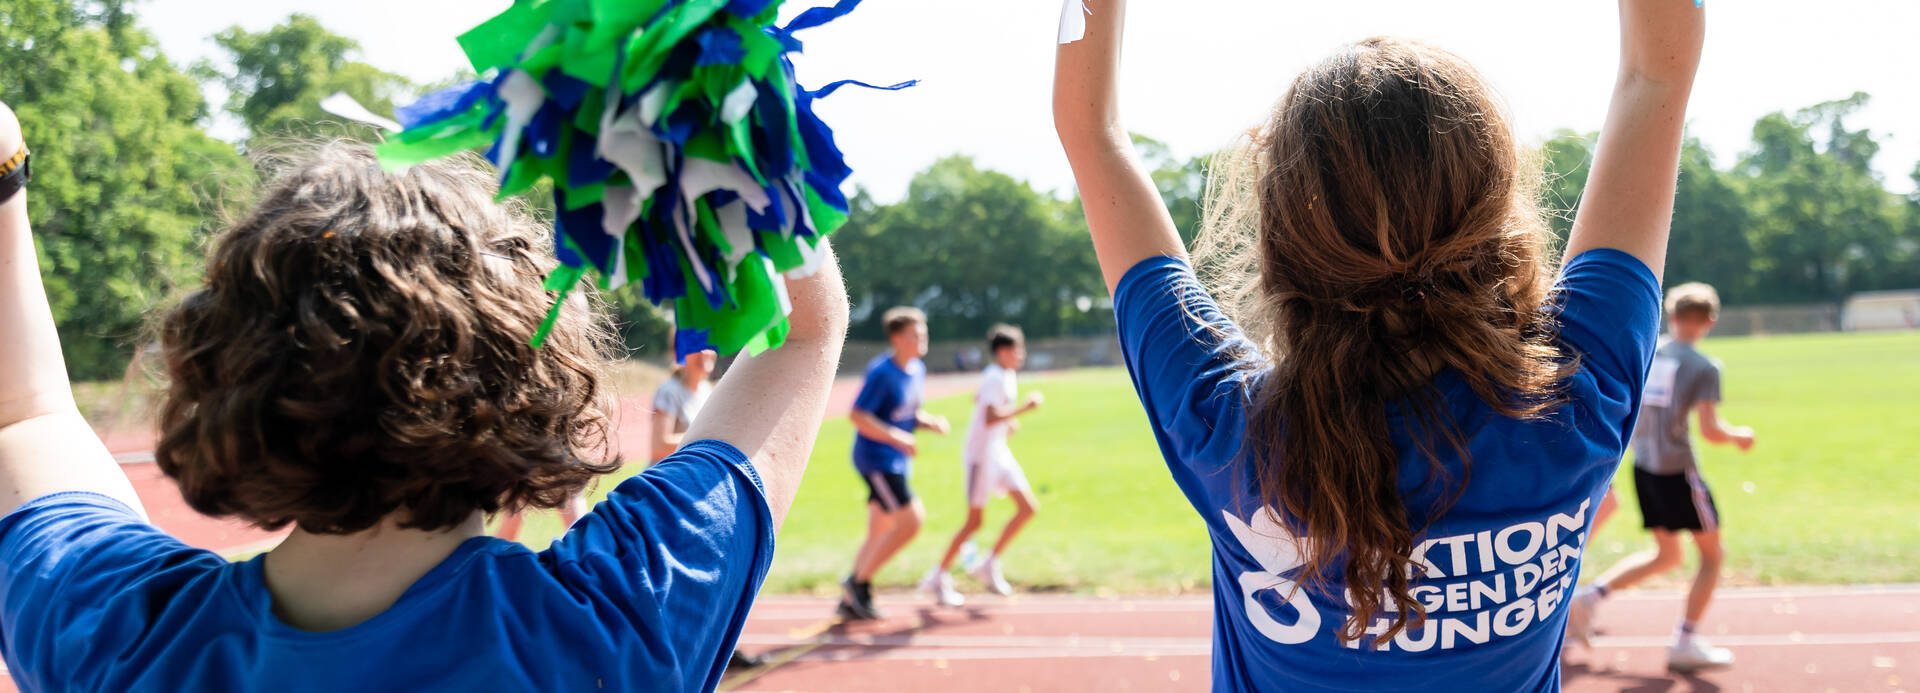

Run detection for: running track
[[724, 587, 1918, 692], [8, 374, 1912, 691]]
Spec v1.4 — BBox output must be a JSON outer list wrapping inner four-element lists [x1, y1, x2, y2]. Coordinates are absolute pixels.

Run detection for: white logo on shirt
[[1224, 498, 1594, 651], [1222, 509, 1321, 644], [1643, 356, 1680, 408]]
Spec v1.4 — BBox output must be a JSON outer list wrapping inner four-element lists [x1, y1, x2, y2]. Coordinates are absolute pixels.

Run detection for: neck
[[679, 371, 704, 387], [262, 510, 486, 632], [891, 350, 915, 368]]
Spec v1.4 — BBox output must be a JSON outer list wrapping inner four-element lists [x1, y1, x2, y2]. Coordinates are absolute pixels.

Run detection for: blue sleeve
[[542, 440, 773, 691], [1112, 256, 1259, 472], [0, 493, 224, 688], [1550, 249, 1664, 429], [850, 368, 896, 418]]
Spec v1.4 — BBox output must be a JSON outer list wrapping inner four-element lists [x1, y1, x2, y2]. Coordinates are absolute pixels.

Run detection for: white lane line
[[747, 584, 1920, 620], [736, 630, 1920, 665], [115, 451, 155, 465], [738, 634, 1209, 650], [745, 602, 1211, 620]]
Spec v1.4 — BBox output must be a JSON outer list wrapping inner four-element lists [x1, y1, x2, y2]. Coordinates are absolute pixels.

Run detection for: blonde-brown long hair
[[1194, 37, 1575, 643]]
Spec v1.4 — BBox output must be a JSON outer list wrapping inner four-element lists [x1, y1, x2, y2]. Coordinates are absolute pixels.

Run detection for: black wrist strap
[[0, 146, 30, 205]]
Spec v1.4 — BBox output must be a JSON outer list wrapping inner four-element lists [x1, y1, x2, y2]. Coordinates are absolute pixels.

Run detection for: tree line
[[4, 2, 1915, 378]]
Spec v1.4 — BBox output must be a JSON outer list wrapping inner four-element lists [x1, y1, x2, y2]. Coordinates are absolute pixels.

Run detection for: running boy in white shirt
[[921, 325, 1044, 605]]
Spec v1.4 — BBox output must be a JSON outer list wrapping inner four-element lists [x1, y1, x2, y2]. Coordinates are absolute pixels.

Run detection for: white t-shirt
[[962, 364, 1017, 465], [652, 376, 713, 434]]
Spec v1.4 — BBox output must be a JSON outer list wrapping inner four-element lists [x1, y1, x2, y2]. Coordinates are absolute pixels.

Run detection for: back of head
[[987, 324, 1024, 354], [1195, 38, 1573, 641], [156, 141, 617, 535], [1665, 282, 1720, 322], [882, 306, 927, 337]]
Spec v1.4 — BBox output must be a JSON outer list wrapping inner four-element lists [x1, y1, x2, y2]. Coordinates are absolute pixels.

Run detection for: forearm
[[1618, 0, 1707, 86], [1052, 0, 1128, 152], [914, 410, 944, 431], [1562, 0, 1705, 278], [984, 402, 1032, 425], [1699, 416, 1741, 444], [0, 116, 76, 428], [850, 411, 900, 442], [1051, 0, 1186, 293], [683, 245, 848, 530]]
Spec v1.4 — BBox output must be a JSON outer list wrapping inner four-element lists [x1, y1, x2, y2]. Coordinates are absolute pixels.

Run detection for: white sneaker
[[969, 557, 1013, 596], [1667, 637, 1735, 672], [919, 569, 965, 607], [1564, 587, 1600, 650]]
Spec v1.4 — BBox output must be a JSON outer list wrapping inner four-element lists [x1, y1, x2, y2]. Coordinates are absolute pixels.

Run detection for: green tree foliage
[[1666, 138, 1757, 301], [1132, 134, 1211, 245], [1740, 94, 1907, 303], [834, 156, 1106, 342], [207, 14, 411, 139], [1, 0, 246, 379]]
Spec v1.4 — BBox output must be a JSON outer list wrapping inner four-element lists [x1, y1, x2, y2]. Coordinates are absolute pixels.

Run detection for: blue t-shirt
[[850, 354, 926, 475], [0, 440, 772, 693], [1113, 249, 1659, 693]]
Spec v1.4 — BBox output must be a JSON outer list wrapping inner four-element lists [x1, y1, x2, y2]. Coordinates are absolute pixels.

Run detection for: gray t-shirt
[[652, 377, 712, 433], [1629, 339, 1722, 475]]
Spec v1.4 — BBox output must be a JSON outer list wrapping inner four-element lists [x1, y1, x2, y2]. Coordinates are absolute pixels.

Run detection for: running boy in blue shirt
[[1567, 282, 1757, 672], [840, 307, 949, 620]]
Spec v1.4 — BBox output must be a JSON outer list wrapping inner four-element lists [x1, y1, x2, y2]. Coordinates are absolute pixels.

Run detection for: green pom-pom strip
[[377, 0, 909, 358]]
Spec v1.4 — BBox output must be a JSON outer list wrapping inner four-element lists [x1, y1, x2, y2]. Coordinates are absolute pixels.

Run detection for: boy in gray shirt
[[1566, 283, 1757, 672]]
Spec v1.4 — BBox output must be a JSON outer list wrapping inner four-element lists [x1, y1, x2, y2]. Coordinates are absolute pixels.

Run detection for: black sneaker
[[838, 577, 881, 620]]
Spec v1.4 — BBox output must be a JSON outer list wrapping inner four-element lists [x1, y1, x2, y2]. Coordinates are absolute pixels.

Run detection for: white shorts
[[963, 453, 1030, 508]]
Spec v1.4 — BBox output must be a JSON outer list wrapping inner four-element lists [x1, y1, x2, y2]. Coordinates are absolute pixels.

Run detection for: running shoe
[[838, 577, 881, 620], [968, 557, 1013, 596], [919, 569, 966, 607], [1564, 587, 1599, 650], [1667, 637, 1735, 672]]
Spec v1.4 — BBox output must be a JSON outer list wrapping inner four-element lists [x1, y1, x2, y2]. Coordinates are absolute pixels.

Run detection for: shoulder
[[0, 493, 226, 677]]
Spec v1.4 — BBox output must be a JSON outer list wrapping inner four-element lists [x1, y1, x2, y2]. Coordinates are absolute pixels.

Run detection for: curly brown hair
[[155, 141, 618, 535]]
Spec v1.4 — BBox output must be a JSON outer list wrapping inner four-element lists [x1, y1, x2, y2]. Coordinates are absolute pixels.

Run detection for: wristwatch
[[0, 144, 30, 205]]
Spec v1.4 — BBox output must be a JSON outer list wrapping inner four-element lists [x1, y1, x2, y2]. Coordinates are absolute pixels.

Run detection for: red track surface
[[723, 587, 1919, 692]]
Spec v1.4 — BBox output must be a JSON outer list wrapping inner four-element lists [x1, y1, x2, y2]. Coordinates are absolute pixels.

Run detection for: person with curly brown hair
[[0, 117, 849, 691]]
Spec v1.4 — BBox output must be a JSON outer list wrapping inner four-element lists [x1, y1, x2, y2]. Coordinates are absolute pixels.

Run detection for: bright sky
[[143, 0, 1920, 200]]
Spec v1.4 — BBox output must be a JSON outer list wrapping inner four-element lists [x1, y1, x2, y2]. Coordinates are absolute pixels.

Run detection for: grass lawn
[[521, 330, 1919, 594]]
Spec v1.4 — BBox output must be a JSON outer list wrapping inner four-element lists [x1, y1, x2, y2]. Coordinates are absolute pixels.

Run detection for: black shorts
[[1633, 467, 1720, 532], [861, 470, 914, 512]]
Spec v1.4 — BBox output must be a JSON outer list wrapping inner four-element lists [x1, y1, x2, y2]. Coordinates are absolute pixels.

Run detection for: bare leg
[[1683, 530, 1724, 624], [1596, 528, 1685, 592], [1591, 487, 1619, 537], [988, 490, 1040, 560], [851, 502, 895, 580], [856, 499, 924, 582], [938, 508, 986, 571]]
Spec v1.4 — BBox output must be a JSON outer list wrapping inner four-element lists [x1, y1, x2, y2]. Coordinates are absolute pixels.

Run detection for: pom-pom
[[375, 0, 911, 358]]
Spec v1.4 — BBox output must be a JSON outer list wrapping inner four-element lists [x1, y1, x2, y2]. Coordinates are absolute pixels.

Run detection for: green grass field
[[526, 330, 1918, 595]]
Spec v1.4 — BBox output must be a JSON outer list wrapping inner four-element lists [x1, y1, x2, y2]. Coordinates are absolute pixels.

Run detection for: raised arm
[[0, 102, 145, 518], [1561, 0, 1707, 280], [681, 244, 849, 531], [1053, 0, 1185, 294]]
